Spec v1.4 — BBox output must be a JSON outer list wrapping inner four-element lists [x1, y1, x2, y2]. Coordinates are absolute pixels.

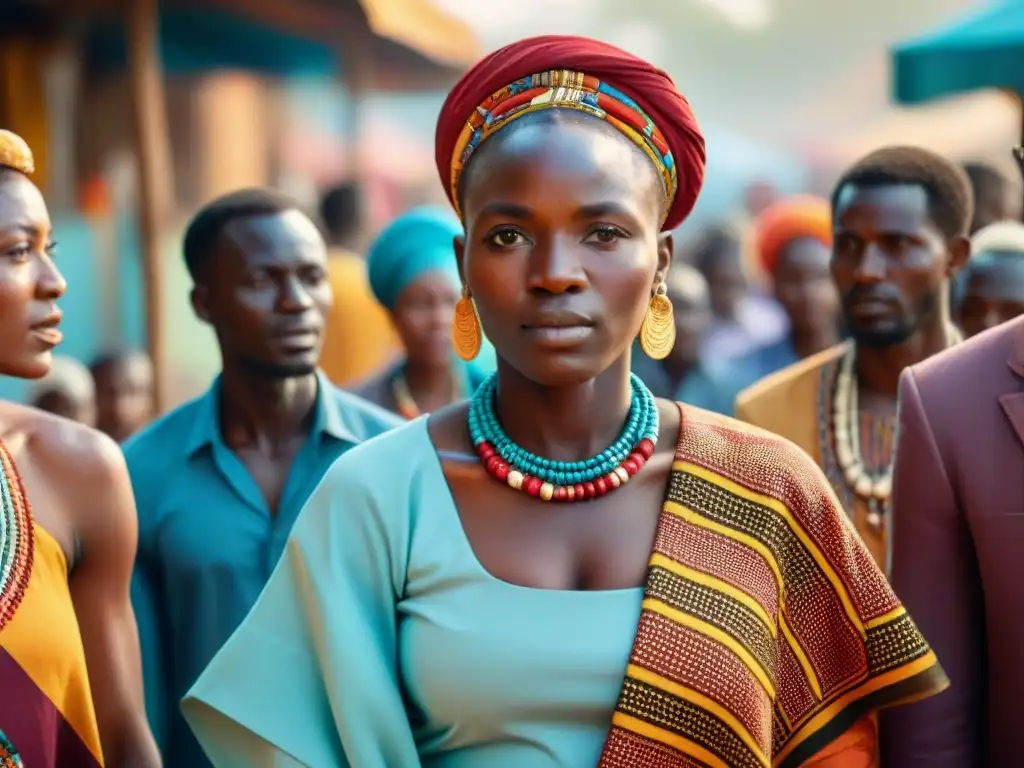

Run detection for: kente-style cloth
[[601, 408, 945, 767], [366, 206, 463, 312], [753, 195, 832, 277], [735, 345, 888, 567], [180, 405, 945, 767], [0, 439, 104, 767], [434, 35, 706, 231]]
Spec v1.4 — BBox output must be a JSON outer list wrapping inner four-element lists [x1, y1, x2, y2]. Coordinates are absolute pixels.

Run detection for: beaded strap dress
[[0, 439, 104, 767]]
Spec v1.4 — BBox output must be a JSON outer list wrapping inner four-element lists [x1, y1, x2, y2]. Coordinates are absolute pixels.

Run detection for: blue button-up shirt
[[127, 372, 401, 768]]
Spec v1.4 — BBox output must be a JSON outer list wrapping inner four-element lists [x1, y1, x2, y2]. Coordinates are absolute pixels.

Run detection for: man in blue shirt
[[127, 189, 402, 767]]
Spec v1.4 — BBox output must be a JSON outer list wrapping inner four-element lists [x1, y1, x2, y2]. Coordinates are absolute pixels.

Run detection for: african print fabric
[[449, 69, 678, 220], [598, 407, 947, 767], [0, 439, 104, 767]]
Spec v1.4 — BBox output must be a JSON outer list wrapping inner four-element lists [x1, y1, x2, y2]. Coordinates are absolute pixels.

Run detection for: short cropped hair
[[831, 146, 973, 239], [319, 183, 362, 242], [182, 188, 300, 282], [963, 162, 1007, 202], [689, 224, 742, 274], [89, 348, 149, 373]]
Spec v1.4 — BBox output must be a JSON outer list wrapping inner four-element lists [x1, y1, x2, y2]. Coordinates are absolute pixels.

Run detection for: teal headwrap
[[366, 206, 463, 312]]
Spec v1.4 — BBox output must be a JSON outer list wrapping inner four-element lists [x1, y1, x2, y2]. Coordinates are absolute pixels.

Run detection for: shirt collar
[[185, 370, 359, 457]]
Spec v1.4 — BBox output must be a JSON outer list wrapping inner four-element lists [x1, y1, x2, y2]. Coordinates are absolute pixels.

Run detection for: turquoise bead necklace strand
[[468, 372, 659, 501]]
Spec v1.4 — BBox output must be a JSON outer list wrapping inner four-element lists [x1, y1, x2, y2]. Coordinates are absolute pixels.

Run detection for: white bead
[[854, 475, 873, 497], [844, 464, 862, 486], [507, 470, 524, 490], [836, 444, 854, 467], [873, 475, 892, 499], [832, 348, 898, 501]]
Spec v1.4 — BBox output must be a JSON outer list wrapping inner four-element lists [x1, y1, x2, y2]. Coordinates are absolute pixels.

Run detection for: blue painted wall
[[0, 213, 145, 404]]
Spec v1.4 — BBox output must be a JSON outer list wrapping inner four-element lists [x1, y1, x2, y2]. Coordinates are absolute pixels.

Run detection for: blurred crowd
[[33, 160, 1024, 443]]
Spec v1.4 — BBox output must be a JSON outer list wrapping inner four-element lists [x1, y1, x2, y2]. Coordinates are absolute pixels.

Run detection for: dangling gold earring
[[452, 286, 482, 361], [639, 278, 675, 360]]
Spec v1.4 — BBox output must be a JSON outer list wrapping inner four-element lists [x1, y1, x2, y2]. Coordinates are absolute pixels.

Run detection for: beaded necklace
[[0, 730, 20, 766], [832, 349, 893, 529], [829, 328, 961, 528], [0, 437, 33, 634], [468, 373, 659, 501]]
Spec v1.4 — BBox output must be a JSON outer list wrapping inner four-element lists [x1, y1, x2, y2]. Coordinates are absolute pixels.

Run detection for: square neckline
[[415, 403, 684, 597]]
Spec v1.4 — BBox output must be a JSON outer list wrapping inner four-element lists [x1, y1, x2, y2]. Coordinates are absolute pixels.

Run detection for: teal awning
[[86, 8, 336, 77], [893, 0, 1024, 104]]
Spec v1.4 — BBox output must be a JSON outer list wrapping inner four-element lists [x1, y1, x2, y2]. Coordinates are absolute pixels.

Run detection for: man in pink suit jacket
[[881, 313, 1024, 766]]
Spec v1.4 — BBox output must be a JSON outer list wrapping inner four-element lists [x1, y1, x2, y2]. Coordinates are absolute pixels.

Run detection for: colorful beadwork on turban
[[366, 206, 463, 312], [754, 195, 832, 277], [434, 35, 706, 231]]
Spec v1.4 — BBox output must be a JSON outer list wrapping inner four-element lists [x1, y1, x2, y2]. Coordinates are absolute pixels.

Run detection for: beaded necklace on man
[[830, 328, 961, 527], [469, 372, 659, 502]]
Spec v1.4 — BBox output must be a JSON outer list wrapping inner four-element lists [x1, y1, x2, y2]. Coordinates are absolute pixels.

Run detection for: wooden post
[[126, 0, 173, 411]]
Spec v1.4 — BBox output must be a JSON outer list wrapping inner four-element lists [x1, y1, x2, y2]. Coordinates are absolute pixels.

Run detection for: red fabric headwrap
[[434, 35, 706, 231]]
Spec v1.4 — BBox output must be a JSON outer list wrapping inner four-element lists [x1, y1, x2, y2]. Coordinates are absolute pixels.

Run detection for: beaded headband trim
[[449, 69, 677, 221], [0, 130, 34, 175]]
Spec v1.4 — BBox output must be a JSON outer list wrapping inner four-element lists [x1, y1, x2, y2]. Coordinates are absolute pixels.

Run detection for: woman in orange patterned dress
[[0, 130, 159, 767]]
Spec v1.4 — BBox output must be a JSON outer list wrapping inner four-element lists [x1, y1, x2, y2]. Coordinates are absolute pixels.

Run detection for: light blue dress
[[182, 418, 644, 767]]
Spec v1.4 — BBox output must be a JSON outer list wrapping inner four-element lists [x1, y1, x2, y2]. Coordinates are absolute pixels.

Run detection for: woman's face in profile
[[456, 112, 671, 386], [0, 171, 65, 380]]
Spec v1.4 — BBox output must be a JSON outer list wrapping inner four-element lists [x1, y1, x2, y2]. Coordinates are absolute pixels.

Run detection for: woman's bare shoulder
[[0, 401, 126, 496]]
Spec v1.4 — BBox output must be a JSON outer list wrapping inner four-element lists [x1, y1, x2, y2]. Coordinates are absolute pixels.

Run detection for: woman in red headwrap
[[182, 36, 946, 768]]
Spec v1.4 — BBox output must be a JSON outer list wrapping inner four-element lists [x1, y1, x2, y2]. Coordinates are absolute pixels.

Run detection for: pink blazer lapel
[[1003, 324, 1024, 450], [1000, 392, 1024, 451]]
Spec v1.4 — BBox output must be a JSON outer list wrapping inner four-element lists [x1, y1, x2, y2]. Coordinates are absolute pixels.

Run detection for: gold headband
[[0, 130, 35, 175]]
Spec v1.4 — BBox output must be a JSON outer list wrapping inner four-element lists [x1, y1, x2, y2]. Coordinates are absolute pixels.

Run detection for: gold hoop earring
[[639, 280, 675, 360], [452, 287, 482, 361]]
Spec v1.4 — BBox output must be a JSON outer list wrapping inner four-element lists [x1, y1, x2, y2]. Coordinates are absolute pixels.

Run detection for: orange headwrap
[[754, 195, 832, 276]]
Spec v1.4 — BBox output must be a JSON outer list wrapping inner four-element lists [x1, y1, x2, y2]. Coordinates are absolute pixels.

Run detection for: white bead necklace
[[832, 329, 961, 528], [832, 349, 892, 528]]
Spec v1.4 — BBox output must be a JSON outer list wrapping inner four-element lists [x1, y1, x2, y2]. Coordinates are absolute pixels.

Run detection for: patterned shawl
[[598, 406, 946, 767]]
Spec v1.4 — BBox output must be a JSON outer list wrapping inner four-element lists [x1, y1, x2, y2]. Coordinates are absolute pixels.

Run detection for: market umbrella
[[893, 0, 1024, 203], [893, 0, 1024, 111]]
